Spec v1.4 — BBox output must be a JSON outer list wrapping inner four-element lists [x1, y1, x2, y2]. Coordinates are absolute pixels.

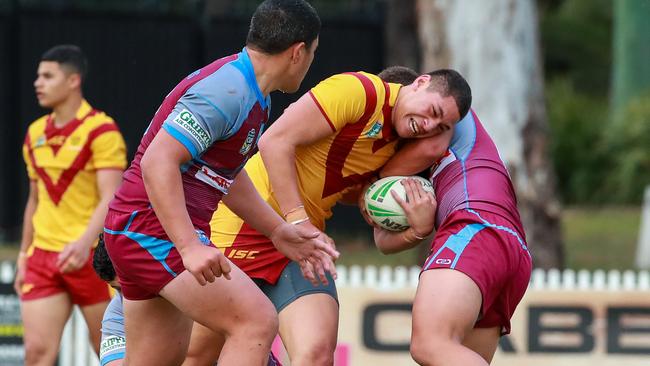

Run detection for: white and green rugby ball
[[364, 176, 434, 231]]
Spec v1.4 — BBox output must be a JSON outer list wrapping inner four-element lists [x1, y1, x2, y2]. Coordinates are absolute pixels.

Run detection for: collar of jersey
[[233, 47, 269, 110]]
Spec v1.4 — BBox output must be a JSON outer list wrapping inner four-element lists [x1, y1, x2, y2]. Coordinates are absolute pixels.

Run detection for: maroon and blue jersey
[[110, 48, 270, 233], [429, 109, 524, 237]]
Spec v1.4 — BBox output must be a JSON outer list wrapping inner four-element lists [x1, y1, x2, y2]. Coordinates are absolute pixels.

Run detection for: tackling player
[[372, 69, 532, 366], [102, 1, 337, 364], [188, 68, 472, 365], [16, 44, 126, 365], [92, 235, 283, 366]]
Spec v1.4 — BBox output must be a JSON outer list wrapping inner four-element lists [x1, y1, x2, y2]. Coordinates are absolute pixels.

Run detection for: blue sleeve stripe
[[101, 352, 125, 366], [195, 92, 230, 123], [162, 123, 199, 158]]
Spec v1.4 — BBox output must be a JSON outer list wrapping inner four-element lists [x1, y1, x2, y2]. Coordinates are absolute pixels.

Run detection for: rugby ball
[[364, 176, 434, 231]]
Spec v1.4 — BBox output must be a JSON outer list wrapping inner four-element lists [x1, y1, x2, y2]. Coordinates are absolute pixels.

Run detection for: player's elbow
[[257, 131, 275, 156], [140, 151, 157, 186], [258, 128, 293, 158]]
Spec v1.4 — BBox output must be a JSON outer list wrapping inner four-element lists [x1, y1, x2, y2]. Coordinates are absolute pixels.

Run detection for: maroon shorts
[[422, 209, 532, 335], [103, 208, 209, 300], [21, 247, 111, 306]]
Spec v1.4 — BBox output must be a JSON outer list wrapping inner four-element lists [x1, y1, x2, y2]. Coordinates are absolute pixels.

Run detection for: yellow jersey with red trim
[[211, 72, 400, 268], [23, 99, 127, 252]]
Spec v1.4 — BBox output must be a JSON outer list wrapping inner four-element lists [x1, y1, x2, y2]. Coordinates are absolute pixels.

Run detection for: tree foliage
[[543, 0, 649, 204]]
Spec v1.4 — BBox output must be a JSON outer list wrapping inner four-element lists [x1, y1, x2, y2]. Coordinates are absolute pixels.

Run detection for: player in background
[[16, 44, 126, 365], [369, 67, 532, 366], [102, 1, 338, 365], [186, 67, 471, 365]]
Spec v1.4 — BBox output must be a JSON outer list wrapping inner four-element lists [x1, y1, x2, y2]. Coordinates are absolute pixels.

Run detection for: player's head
[[393, 69, 471, 139], [246, 0, 320, 93], [93, 234, 120, 291], [34, 44, 87, 108], [378, 66, 418, 85]]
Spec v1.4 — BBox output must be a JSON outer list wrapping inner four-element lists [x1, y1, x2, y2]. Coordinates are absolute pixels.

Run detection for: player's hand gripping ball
[[364, 176, 434, 231]]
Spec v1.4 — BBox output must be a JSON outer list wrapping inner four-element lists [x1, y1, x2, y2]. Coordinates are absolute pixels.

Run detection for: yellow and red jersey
[[211, 72, 401, 272], [23, 99, 127, 252]]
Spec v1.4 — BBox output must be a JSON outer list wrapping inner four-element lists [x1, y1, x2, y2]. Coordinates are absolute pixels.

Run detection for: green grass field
[[334, 206, 643, 270], [0, 206, 643, 269], [562, 206, 642, 270]]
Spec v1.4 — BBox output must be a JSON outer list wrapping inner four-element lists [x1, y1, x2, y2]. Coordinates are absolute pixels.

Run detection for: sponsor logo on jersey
[[364, 121, 383, 138], [35, 135, 46, 147], [430, 149, 457, 180], [239, 128, 256, 155], [48, 135, 66, 147], [100, 335, 126, 358], [195, 165, 232, 194], [174, 109, 211, 151]]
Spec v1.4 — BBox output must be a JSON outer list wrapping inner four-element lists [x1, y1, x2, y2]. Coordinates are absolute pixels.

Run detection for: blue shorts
[[256, 261, 338, 312]]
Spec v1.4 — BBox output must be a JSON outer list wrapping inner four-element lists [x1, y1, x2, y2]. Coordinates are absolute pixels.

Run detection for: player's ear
[[67, 72, 82, 90], [290, 42, 306, 64], [413, 74, 431, 91]]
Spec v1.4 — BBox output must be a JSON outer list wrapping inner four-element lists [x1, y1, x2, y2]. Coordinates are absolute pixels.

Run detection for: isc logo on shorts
[[435, 258, 452, 265], [226, 249, 259, 259]]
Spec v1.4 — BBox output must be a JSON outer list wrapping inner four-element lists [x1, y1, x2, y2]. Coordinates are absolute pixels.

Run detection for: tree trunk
[[384, 0, 420, 71], [416, 0, 564, 268], [612, 0, 650, 117]]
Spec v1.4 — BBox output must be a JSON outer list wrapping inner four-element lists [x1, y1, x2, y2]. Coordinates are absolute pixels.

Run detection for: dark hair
[[426, 69, 472, 119], [41, 44, 88, 81], [246, 0, 320, 54], [378, 66, 418, 85], [92, 234, 116, 283]]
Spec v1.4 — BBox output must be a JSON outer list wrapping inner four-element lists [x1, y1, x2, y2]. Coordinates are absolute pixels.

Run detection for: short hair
[[246, 0, 320, 55], [378, 66, 418, 85], [92, 234, 116, 283], [426, 69, 472, 119], [41, 44, 88, 81]]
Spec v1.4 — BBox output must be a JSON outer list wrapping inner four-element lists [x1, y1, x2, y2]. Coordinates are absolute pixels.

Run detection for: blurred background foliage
[[1, 0, 648, 268], [5, 0, 647, 204], [541, 0, 650, 204]]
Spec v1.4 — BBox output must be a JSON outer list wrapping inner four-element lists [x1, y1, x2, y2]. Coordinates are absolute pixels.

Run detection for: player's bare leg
[[161, 264, 278, 366], [462, 326, 501, 363], [278, 293, 339, 366], [410, 269, 495, 366], [183, 322, 225, 366], [123, 296, 193, 366], [21, 293, 73, 366], [79, 300, 110, 355]]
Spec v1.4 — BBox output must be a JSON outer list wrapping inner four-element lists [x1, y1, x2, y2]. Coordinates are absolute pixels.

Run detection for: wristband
[[285, 206, 308, 224], [283, 205, 305, 218], [411, 229, 426, 240], [402, 227, 429, 243], [289, 217, 310, 225]]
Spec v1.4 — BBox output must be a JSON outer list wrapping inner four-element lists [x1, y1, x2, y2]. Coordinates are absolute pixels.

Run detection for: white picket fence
[[2, 261, 650, 365]]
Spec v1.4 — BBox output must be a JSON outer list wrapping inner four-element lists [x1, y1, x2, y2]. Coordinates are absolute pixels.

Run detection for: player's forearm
[[141, 158, 197, 251], [223, 171, 284, 237], [381, 134, 450, 177], [77, 196, 113, 248], [258, 140, 303, 215], [374, 227, 423, 254]]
